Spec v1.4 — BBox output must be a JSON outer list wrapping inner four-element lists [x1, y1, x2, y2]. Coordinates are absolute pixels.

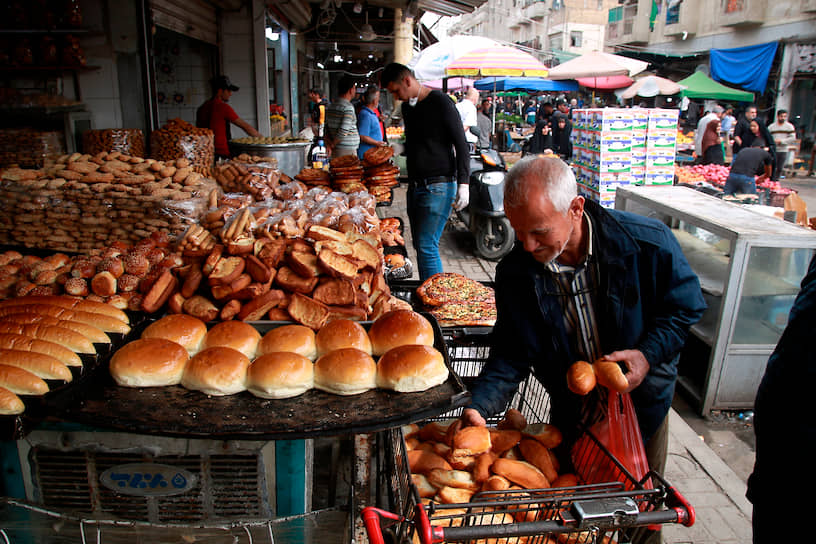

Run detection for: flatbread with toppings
[[416, 273, 497, 327]]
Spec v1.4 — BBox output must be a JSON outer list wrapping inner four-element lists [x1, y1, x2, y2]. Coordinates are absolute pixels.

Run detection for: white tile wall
[[154, 28, 215, 126]]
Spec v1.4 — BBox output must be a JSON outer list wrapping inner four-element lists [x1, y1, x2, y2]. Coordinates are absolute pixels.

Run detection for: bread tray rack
[[41, 314, 470, 441]]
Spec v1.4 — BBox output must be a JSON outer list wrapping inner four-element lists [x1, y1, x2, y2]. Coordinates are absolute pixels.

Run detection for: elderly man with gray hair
[[694, 104, 724, 159], [461, 155, 705, 542]]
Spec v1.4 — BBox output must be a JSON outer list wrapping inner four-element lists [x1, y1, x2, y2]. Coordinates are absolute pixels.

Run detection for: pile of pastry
[[110, 309, 448, 399], [169, 223, 406, 327], [0, 296, 131, 415]]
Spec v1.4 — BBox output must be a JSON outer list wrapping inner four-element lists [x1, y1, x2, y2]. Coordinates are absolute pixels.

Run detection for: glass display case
[[615, 186, 816, 415]]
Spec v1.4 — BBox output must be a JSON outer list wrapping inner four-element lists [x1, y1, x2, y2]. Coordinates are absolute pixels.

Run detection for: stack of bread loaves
[[0, 295, 131, 415], [405, 409, 576, 511], [109, 310, 450, 400]]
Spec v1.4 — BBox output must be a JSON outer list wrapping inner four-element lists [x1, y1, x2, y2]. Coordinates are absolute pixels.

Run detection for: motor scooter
[[456, 128, 515, 261]]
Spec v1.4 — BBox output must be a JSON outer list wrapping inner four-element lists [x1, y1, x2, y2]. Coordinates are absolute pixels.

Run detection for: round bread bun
[[246, 352, 314, 399], [368, 310, 434, 356], [314, 348, 376, 396], [181, 346, 250, 396], [376, 344, 449, 393], [202, 321, 261, 360], [258, 324, 317, 360], [141, 314, 207, 355], [315, 319, 372, 358], [110, 338, 190, 387]]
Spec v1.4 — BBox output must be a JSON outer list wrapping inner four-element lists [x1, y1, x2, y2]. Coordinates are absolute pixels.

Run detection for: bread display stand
[[41, 315, 468, 439]]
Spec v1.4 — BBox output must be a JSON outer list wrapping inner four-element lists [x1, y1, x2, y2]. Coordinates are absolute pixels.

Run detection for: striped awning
[[445, 45, 549, 78]]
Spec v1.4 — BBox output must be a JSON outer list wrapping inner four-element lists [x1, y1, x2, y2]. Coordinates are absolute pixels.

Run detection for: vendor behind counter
[[196, 75, 261, 159]]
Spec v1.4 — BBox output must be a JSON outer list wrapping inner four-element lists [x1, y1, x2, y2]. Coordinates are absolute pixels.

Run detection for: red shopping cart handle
[[666, 484, 696, 527], [361, 507, 406, 544]]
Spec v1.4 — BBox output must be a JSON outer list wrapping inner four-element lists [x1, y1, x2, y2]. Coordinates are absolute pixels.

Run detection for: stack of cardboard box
[[570, 108, 679, 208]]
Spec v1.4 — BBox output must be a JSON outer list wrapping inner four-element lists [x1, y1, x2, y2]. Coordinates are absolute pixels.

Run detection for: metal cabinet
[[615, 186, 816, 415]]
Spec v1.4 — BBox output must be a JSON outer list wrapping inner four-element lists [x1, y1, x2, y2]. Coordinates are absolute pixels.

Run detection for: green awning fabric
[[677, 71, 754, 102]]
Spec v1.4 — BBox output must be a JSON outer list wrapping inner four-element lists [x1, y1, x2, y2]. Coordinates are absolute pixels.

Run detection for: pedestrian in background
[[356, 86, 386, 160], [694, 105, 724, 159], [768, 109, 797, 180], [701, 119, 724, 165], [325, 75, 360, 158], [720, 104, 736, 135], [381, 62, 470, 281], [456, 87, 480, 148], [477, 99, 493, 150], [724, 146, 772, 196]]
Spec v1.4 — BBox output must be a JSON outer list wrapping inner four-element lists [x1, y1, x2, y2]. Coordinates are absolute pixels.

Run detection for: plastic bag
[[574, 392, 651, 490]]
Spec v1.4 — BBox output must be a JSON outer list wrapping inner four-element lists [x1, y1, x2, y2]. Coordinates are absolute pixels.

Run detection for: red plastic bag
[[573, 391, 651, 490]]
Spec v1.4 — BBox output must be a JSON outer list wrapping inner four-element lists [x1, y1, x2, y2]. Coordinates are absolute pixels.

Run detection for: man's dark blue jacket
[[469, 199, 706, 443]]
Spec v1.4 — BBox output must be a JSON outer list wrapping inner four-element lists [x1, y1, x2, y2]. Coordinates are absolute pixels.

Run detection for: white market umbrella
[[547, 51, 649, 80], [408, 35, 503, 81], [618, 75, 685, 99]]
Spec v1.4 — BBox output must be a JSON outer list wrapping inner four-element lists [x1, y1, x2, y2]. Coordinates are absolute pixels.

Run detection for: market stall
[[0, 99, 699, 543]]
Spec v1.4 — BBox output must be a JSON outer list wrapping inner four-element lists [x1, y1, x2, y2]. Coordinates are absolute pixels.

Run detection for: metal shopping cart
[[363, 329, 695, 544]]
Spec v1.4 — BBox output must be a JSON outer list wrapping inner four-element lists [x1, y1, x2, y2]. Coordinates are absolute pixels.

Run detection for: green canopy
[[677, 71, 754, 102]]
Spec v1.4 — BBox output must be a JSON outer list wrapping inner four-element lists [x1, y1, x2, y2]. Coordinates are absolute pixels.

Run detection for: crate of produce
[[365, 332, 695, 544]]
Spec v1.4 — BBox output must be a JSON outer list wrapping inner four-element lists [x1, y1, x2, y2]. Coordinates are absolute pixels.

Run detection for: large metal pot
[[228, 141, 311, 177]]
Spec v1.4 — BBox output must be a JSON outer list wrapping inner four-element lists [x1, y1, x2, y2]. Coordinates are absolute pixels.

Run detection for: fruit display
[[675, 166, 705, 184], [676, 131, 694, 145], [385, 126, 404, 140]]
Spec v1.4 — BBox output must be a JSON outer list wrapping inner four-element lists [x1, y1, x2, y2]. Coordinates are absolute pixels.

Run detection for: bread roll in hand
[[594, 359, 629, 393], [567, 360, 596, 395]]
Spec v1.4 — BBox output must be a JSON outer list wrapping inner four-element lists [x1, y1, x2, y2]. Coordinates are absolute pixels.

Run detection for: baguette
[[0, 333, 82, 367], [0, 295, 129, 324], [0, 364, 48, 395], [491, 458, 550, 490], [0, 322, 96, 354], [0, 313, 110, 344], [518, 439, 558, 483], [0, 349, 72, 381], [0, 386, 24, 415], [427, 468, 480, 491], [0, 305, 130, 334]]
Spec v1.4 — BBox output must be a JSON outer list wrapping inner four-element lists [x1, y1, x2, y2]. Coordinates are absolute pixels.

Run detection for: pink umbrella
[[425, 77, 475, 90], [576, 75, 634, 90]]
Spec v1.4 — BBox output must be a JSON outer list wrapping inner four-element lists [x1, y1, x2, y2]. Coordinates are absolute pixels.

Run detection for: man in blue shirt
[[357, 86, 386, 159]]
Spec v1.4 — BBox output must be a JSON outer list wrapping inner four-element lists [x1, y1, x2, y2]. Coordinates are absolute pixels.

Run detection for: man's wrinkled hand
[[461, 408, 486, 427], [454, 184, 469, 211], [602, 349, 650, 393]]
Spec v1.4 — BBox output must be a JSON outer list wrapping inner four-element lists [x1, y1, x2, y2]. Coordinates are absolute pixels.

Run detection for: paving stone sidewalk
[[380, 184, 753, 543]]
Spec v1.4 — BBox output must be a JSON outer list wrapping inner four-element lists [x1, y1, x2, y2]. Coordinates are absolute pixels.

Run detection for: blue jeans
[[407, 181, 456, 281], [723, 173, 756, 196]]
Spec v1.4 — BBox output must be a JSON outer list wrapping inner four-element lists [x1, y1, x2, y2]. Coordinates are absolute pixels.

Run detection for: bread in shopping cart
[[404, 412, 579, 504]]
